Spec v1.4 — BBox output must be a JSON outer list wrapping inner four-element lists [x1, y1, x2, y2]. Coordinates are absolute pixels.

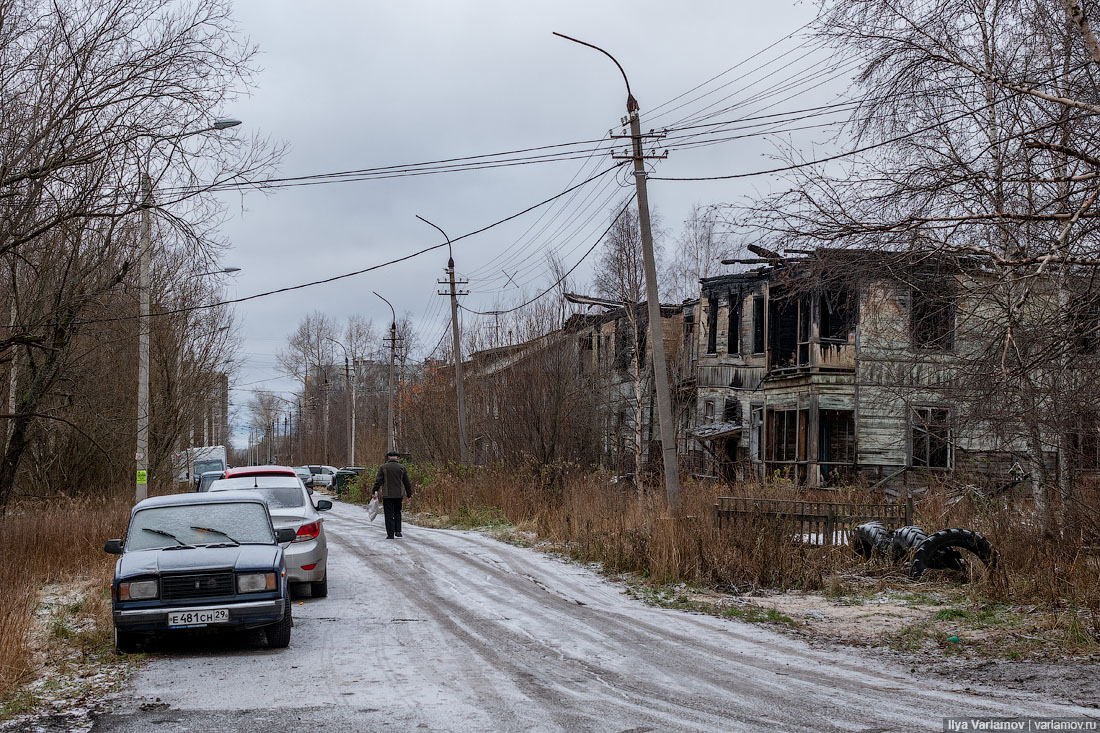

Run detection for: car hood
[[119, 544, 280, 578]]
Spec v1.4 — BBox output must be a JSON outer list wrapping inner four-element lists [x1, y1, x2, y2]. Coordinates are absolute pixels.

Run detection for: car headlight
[[237, 572, 276, 594], [118, 579, 158, 601]]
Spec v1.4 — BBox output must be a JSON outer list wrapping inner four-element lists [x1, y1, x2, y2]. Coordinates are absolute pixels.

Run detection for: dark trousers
[[382, 497, 403, 537]]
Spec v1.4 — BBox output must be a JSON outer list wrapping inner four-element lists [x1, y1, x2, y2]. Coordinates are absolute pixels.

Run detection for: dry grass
[[0, 494, 132, 698], [401, 464, 1100, 646]]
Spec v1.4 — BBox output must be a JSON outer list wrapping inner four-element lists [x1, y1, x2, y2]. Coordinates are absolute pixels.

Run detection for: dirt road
[[91, 500, 1096, 732]]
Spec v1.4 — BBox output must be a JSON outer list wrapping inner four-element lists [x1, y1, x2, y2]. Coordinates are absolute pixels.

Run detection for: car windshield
[[127, 502, 274, 551], [209, 476, 298, 491], [197, 475, 220, 492]]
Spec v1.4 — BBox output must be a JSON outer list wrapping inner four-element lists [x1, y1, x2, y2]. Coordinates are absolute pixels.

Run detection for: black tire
[[889, 525, 928, 562], [310, 576, 328, 598], [114, 626, 141, 653], [851, 521, 892, 559], [265, 595, 293, 648], [909, 528, 998, 580]]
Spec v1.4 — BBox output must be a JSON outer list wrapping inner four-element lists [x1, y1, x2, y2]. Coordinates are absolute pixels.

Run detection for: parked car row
[[106, 464, 334, 652]]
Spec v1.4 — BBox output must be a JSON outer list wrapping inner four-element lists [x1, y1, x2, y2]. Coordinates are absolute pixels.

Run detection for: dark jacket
[[373, 459, 412, 499]]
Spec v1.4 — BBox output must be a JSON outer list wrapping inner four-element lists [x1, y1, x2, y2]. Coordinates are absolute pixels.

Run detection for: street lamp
[[554, 32, 682, 512], [193, 266, 241, 277], [416, 214, 469, 465], [374, 292, 398, 453], [136, 118, 243, 502]]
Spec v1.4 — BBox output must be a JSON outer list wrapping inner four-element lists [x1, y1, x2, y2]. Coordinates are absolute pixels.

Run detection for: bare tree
[[664, 204, 725, 303], [0, 0, 281, 505]]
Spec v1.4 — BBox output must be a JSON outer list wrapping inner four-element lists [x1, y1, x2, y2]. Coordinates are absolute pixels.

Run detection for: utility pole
[[417, 216, 470, 465], [554, 32, 682, 512], [135, 171, 152, 501], [343, 355, 353, 466], [375, 292, 400, 453]]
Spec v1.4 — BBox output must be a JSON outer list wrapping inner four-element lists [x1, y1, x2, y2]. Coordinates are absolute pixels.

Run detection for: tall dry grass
[[407, 465, 1100, 625], [0, 495, 132, 697]]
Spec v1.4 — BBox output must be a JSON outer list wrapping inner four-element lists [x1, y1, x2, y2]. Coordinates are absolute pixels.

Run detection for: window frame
[[910, 405, 952, 469]]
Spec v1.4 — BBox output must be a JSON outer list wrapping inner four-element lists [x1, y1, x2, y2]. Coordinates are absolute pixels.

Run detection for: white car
[[208, 475, 331, 598], [307, 465, 338, 490]]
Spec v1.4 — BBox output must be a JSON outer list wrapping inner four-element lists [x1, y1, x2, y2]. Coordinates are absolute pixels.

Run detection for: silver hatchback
[[208, 476, 331, 598]]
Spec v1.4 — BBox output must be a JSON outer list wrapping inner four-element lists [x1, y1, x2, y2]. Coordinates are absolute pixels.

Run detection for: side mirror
[[275, 528, 296, 544], [104, 539, 123, 555], [315, 499, 333, 511]]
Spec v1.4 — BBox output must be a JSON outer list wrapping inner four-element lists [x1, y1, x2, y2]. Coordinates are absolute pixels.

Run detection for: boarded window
[[911, 407, 950, 468], [752, 295, 765, 353], [911, 280, 956, 351], [706, 297, 719, 354], [726, 292, 741, 355]]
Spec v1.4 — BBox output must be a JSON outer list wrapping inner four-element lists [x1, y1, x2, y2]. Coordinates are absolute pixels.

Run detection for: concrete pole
[[447, 258, 470, 465], [135, 172, 152, 501], [552, 31, 681, 511], [388, 322, 396, 452], [344, 355, 353, 466], [350, 362, 357, 465], [628, 106, 682, 513], [417, 216, 469, 465]]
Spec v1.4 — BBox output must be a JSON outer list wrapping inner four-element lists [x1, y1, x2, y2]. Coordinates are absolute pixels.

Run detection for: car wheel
[[114, 626, 141, 653], [310, 576, 328, 598], [265, 595, 293, 648]]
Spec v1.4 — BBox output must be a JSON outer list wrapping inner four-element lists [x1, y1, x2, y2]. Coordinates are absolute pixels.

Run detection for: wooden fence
[[715, 496, 914, 546]]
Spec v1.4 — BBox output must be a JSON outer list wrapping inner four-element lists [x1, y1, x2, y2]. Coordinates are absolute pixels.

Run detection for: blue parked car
[[104, 491, 296, 652]]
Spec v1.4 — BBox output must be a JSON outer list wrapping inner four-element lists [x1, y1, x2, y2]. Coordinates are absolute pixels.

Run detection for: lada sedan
[[105, 491, 296, 652]]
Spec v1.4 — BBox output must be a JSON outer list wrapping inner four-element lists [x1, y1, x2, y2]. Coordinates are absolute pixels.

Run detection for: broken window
[[706, 296, 719, 354], [723, 398, 741, 424], [818, 409, 855, 465], [726, 292, 741, 355], [911, 407, 950, 468], [820, 289, 855, 341], [767, 408, 807, 462], [704, 400, 715, 422], [614, 321, 634, 371], [911, 279, 956, 351], [1069, 293, 1100, 355], [752, 295, 765, 353], [768, 294, 801, 368], [1069, 413, 1100, 469]]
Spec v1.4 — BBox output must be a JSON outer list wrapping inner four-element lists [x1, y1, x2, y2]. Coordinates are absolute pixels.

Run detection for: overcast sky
[[215, 0, 843, 445]]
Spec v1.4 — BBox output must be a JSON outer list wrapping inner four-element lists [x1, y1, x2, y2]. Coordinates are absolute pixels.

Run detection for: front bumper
[[114, 597, 284, 632]]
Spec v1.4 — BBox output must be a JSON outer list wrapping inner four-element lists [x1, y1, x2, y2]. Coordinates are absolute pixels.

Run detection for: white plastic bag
[[367, 497, 380, 522]]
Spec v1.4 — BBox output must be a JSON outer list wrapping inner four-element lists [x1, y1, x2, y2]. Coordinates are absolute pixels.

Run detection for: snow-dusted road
[[93, 500, 1094, 732]]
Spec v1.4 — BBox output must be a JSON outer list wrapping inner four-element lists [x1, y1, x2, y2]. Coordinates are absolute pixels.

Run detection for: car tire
[[310, 576, 328, 598], [850, 521, 891, 559], [265, 595, 293, 648], [114, 626, 141, 653], [909, 528, 997, 580]]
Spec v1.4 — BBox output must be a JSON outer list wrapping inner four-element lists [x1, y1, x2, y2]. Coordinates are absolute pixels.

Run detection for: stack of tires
[[850, 522, 997, 579]]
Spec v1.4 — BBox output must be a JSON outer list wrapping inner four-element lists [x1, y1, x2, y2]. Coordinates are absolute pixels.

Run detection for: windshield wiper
[[141, 527, 195, 548], [190, 526, 240, 544]]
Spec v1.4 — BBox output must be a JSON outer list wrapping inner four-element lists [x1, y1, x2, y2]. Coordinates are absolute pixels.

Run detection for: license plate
[[168, 608, 229, 627]]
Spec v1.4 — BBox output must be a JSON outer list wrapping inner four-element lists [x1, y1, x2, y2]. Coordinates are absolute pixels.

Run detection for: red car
[[223, 465, 299, 480]]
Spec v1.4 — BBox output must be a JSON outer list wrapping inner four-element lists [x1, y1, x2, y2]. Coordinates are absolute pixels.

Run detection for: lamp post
[[325, 336, 356, 467], [416, 215, 469, 465], [374, 291, 398, 453], [135, 118, 242, 502], [553, 33, 682, 512]]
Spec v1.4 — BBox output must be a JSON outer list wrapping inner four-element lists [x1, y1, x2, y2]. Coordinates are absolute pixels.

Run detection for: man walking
[[372, 451, 413, 539]]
